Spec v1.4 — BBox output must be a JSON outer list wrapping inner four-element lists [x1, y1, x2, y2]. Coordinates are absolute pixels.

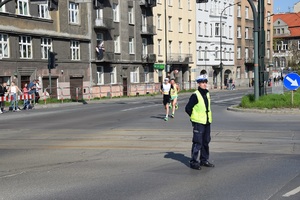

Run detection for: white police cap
[[196, 75, 208, 83]]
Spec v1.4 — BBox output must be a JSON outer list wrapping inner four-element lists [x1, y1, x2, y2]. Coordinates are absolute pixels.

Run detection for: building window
[[114, 35, 120, 53], [229, 26, 232, 39], [245, 48, 249, 61], [168, 16, 172, 31], [266, 49, 270, 59], [204, 22, 208, 36], [245, 27, 249, 39], [129, 37, 135, 54], [178, 18, 182, 33], [178, 0, 182, 8], [17, 0, 29, 16], [198, 21, 202, 36], [168, 0, 172, 6], [237, 5, 241, 17], [198, 46, 202, 60], [188, 42, 191, 55], [144, 66, 149, 83], [96, 33, 104, 46], [38, 3, 50, 19], [237, 47, 241, 59], [215, 23, 220, 36], [142, 38, 148, 55], [130, 67, 139, 83], [236, 67, 241, 79], [267, 30, 270, 41], [215, 47, 218, 59], [282, 41, 288, 50], [267, 12, 271, 23], [204, 47, 208, 60], [188, 19, 192, 33], [245, 7, 249, 19], [70, 40, 80, 60], [157, 14, 161, 29], [179, 41, 182, 56], [0, 34, 9, 58], [128, 6, 134, 24], [69, 2, 79, 24], [41, 38, 52, 59], [188, 0, 191, 10], [110, 67, 117, 84], [229, 48, 232, 60], [168, 40, 172, 55], [237, 26, 241, 38], [113, 3, 119, 22], [19, 36, 32, 59], [158, 39, 162, 55], [97, 66, 104, 85]]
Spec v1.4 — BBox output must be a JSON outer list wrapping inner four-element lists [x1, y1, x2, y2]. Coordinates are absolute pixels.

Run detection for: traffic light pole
[[49, 68, 52, 95], [247, 0, 259, 101]]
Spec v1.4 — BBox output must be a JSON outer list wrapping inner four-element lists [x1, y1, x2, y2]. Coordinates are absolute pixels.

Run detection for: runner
[[170, 78, 180, 118], [160, 78, 173, 121]]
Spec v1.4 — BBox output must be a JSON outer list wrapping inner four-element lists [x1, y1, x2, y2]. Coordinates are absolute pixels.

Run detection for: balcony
[[94, 18, 114, 30], [95, 52, 115, 62], [140, 25, 156, 35], [141, 53, 156, 63], [167, 53, 192, 64], [139, 0, 157, 8]]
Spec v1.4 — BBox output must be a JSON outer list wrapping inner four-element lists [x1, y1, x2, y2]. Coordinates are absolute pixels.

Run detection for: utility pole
[[258, 0, 265, 96], [247, 0, 259, 100]]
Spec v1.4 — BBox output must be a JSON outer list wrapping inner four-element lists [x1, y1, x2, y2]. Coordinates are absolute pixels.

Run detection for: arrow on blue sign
[[283, 73, 300, 90]]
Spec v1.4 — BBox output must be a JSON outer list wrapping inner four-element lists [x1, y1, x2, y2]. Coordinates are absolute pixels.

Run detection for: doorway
[[70, 77, 83, 101]]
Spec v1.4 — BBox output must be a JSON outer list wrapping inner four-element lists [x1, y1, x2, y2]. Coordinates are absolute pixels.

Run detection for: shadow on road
[[150, 114, 166, 120], [164, 152, 190, 167]]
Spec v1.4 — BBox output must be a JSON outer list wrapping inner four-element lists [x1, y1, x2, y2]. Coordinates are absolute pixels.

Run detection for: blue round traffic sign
[[283, 73, 300, 90]]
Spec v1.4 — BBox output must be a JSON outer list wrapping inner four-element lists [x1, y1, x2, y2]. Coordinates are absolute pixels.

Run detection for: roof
[[273, 12, 300, 38]]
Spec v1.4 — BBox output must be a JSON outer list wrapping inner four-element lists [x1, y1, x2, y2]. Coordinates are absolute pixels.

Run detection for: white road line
[[213, 96, 242, 103], [121, 104, 160, 112], [283, 186, 300, 197]]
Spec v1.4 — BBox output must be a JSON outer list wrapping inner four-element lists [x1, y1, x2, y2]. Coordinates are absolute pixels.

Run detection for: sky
[[274, 0, 300, 13]]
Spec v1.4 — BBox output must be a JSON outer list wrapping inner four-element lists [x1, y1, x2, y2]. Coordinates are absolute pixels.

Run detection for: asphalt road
[[0, 88, 299, 200]]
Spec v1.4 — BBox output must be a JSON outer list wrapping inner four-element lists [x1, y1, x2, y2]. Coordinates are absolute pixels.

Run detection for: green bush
[[240, 90, 300, 109]]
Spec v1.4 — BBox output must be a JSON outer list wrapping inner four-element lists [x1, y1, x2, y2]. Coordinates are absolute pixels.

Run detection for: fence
[[36, 83, 162, 104]]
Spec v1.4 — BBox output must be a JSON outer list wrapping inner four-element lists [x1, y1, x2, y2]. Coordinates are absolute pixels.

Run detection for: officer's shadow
[[164, 152, 190, 167]]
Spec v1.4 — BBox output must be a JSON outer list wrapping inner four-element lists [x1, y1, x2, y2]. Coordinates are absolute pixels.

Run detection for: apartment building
[[235, 0, 273, 87], [93, 0, 157, 97], [153, 0, 195, 89], [196, 0, 236, 89], [0, 0, 91, 100], [0, 0, 158, 100], [273, 12, 300, 76]]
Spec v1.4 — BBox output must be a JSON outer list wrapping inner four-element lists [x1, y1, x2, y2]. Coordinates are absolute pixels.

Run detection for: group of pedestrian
[[160, 75, 214, 170], [160, 78, 180, 121], [0, 79, 41, 113]]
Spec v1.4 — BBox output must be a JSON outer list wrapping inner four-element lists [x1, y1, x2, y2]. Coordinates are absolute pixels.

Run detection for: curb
[[227, 105, 300, 114]]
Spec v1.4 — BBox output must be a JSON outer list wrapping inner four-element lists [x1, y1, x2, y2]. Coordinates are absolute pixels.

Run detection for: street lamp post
[[220, 2, 240, 90]]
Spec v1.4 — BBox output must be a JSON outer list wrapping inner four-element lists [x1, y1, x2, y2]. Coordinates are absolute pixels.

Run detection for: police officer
[[185, 75, 214, 170]]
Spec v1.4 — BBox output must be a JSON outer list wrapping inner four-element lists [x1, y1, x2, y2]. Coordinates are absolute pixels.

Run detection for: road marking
[[283, 186, 300, 197], [213, 96, 242, 103], [121, 104, 160, 111]]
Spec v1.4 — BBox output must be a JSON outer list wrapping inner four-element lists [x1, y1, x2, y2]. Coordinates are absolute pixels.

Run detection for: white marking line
[[213, 96, 241, 103], [121, 104, 160, 112], [283, 186, 300, 197]]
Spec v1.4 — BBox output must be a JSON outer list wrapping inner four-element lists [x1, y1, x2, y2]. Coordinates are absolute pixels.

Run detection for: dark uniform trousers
[[191, 122, 211, 162]]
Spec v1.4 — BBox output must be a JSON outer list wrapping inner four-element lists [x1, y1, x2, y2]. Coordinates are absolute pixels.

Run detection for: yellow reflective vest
[[190, 90, 212, 124]]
